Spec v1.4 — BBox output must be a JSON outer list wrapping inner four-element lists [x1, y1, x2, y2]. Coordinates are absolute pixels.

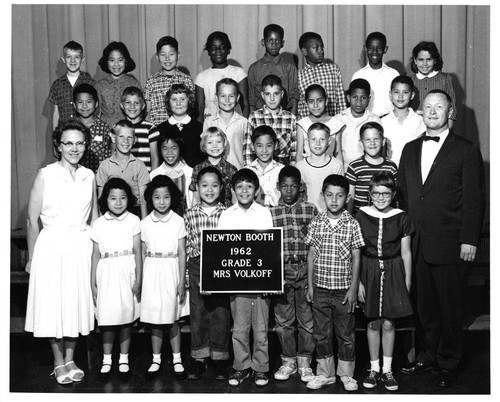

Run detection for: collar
[[425, 128, 449, 141], [159, 68, 180, 77], [168, 115, 191, 125], [55, 162, 91, 181], [192, 202, 225, 215], [318, 209, 351, 226], [303, 62, 325, 70], [262, 53, 282, 64], [363, 62, 390, 71], [211, 110, 245, 123], [387, 107, 418, 120], [359, 206, 403, 219], [109, 151, 136, 165], [277, 194, 307, 208], [104, 211, 129, 221], [262, 104, 284, 115], [150, 210, 174, 223], [249, 159, 281, 173], [416, 70, 439, 79], [161, 160, 186, 174]]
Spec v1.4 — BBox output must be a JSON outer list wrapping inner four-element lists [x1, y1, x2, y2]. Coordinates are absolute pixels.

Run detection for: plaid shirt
[[243, 105, 297, 166], [298, 63, 347, 119], [144, 69, 195, 126], [305, 210, 365, 290], [270, 198, 318, 263], [188, 158, 238, 207], [79, 117, 112, 172], [48, 71, 95, 123], [184, 202, 226, 258]]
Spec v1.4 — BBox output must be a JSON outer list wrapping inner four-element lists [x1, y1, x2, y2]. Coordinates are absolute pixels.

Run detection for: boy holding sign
[[218, 169, 274, 387], [270, 166, 318, 382]]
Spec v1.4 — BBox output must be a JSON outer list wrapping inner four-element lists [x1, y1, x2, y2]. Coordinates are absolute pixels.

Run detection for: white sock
[[173, 353, 184, 373], [370, 359, 380, 372], [101, 354, 112, 373], [119, 353, 129, 364], [148, 353, 161, 373], [119, 353, 129, 372], [172, 352, 182, 364], [152, 353, 161, 364], [382, 356, 392, 373]]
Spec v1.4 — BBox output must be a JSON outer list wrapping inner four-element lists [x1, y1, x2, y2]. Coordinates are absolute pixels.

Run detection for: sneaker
[[362, 370, 380, 389], [381, 371, 399, 391], [306, 375, 336, 389], [228, 368, 251, 386], [187, 360, 205, 380], [298, 367, 315, 383], [214, 360, 227, 380], [341, 375, 358, 391], [274, 365, 297, 380], [254, 371, 269, 386]]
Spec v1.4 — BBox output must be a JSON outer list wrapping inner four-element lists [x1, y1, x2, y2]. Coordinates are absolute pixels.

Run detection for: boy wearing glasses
[[269, 166, 317, 382], [96, 119, 150, 218], [345, 122, 397, 214], [248, 24, 299, 115]]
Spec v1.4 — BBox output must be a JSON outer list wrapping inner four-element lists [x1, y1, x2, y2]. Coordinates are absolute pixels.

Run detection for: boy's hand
[[343, 287, 358, 313], [306, 286, 314, 303], [178, 283, 186, 305], [133, 281, 142, 302], [358, 282, 366, 304]]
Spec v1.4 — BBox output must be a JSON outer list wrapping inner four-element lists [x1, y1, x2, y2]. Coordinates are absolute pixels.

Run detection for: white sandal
[[65, 361, 84, 382], [51, 364, 72, 385]]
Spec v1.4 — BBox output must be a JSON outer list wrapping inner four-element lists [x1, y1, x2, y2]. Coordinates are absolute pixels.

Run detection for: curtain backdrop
[[11, 4, 490, 229]]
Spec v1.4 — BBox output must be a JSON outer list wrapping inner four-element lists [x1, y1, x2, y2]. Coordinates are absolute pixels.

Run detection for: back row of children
[[51, 27, 449, 172]]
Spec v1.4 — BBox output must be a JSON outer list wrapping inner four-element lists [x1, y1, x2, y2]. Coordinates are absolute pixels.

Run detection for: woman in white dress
[[25, 121, 98, 385]]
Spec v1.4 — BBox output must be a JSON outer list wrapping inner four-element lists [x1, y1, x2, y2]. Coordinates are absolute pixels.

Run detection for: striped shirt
[[184, 202, 226, 258], [345, 156, 398, 214], [144, 69, 195, 126], [79, 117, 112, 172], [243, 105, 297, 166], [298, 62, 347, 119], [130, 119, 155, 171], [305, 210, 365, 290], [270, 198, 318, 263]]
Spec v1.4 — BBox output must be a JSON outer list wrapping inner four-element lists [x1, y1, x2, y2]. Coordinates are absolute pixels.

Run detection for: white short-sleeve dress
[[25, 162, 95, 338], [140, 210, 188, 324], [91, 211, 141, 326]]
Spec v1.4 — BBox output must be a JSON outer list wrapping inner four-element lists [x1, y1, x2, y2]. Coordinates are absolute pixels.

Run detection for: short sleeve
[[400, 212, 415, 238], [140, 219, 148, 243], [95, 163, 108, 188], [345, 164, 357, 185], [90, 218, 102, 243], [130, 214, 141, 236], [178, 217, 187, 239], [351, 219, 365, 250], [304, 218, 319, 249], [137, 162, 151, 187]]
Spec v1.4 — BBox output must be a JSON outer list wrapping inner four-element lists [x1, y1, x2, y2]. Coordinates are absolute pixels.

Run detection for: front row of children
[[92, 150, 413, 391]]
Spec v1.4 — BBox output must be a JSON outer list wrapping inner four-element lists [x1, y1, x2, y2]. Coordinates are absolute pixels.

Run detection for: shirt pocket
[[337, 240, 351, 261]]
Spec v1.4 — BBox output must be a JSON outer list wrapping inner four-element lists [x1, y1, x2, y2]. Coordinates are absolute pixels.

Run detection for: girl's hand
[[25, 260, 32, 274], [91, 284, 98, 307], [178, 283, 186, 305], [358, 282, 366, 303], [133, 281, 142, 302]]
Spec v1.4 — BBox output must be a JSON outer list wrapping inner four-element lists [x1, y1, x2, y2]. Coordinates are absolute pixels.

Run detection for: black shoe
[[399, 361, 434, 376], [214, 360, 227, 380], [436, 370, 455, 388], [174, 362, 187, 380], [187, 360, 205, 380]]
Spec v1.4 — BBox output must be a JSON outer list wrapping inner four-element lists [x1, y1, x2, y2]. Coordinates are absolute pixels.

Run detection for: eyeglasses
[[370, 191, 393, 199], [60, 141, 86, 148]]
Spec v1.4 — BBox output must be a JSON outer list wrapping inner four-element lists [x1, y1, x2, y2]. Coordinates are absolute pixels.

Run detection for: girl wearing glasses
[[356, 171, 414, 391], [25, 120, 97, 385]]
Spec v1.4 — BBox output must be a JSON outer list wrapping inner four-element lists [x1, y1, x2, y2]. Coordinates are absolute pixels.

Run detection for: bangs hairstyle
[[360, 121, 384, 139], [410, 41, 443, 73], [200, 127, 228, 154], [197, 165, 223, 185], [278, 165, 301, 184], [299, 32, 322, 49], [112, 119, 136, 135], [231, 168, 259, 190], [156, 36, 179, 53], [348, 78, 371, 95], [305, 84, 327, 100], [98, 177, 135, 215], [261, 74, 283, 90], [251, 124, 277, 144], [98, 41, 136, 74], [144, 174, 183, 215], [73, 83, 97, 103], [365, 31, 387, 48], [158, 131, 187, 160], [52, 119, 90, 160], [263, 24, 284, 40], [322, 174, 349, 194], [390, 75, 414, 91], [216, 77, 239, 95], [63, 40, 83, 55], [205, 31, 232, 51], [308, 122, 330, 137], [165, 83, 196, 117], [368, 171, 397, 193]]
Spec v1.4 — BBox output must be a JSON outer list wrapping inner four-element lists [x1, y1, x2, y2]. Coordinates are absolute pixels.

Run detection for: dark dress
[[356, 207, 414, 319]]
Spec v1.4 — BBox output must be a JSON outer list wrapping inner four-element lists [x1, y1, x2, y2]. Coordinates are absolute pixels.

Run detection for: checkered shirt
[[298, 63, 347, 119], [243, 106, 297, 166], [305, 210, 365, 290], [79, 118, 112, 172], [188, 159, 238, 207], [48, 72, 95, 123], [184, 202, 226, 258], [145, 69, 195, 126], [130, 119, 155, 171], [270, 198, 318, 263]]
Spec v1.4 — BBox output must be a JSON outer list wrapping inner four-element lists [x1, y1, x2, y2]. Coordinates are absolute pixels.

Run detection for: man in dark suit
[[397, 90, 485, 388]]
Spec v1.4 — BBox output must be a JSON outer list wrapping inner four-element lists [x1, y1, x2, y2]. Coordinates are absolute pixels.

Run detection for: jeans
[[312, 286, 356, 378], [188, 257, 231, 360], [273, 262, 315, 367], [230, 294, 270, 372]]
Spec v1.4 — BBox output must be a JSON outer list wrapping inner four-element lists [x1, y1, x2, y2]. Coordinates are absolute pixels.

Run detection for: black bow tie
[[423, 135, 440, 142]]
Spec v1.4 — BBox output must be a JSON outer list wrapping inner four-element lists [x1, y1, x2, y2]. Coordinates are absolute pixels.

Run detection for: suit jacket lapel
[[425, 133, 456, 182], [415, 137, 424, 186]]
